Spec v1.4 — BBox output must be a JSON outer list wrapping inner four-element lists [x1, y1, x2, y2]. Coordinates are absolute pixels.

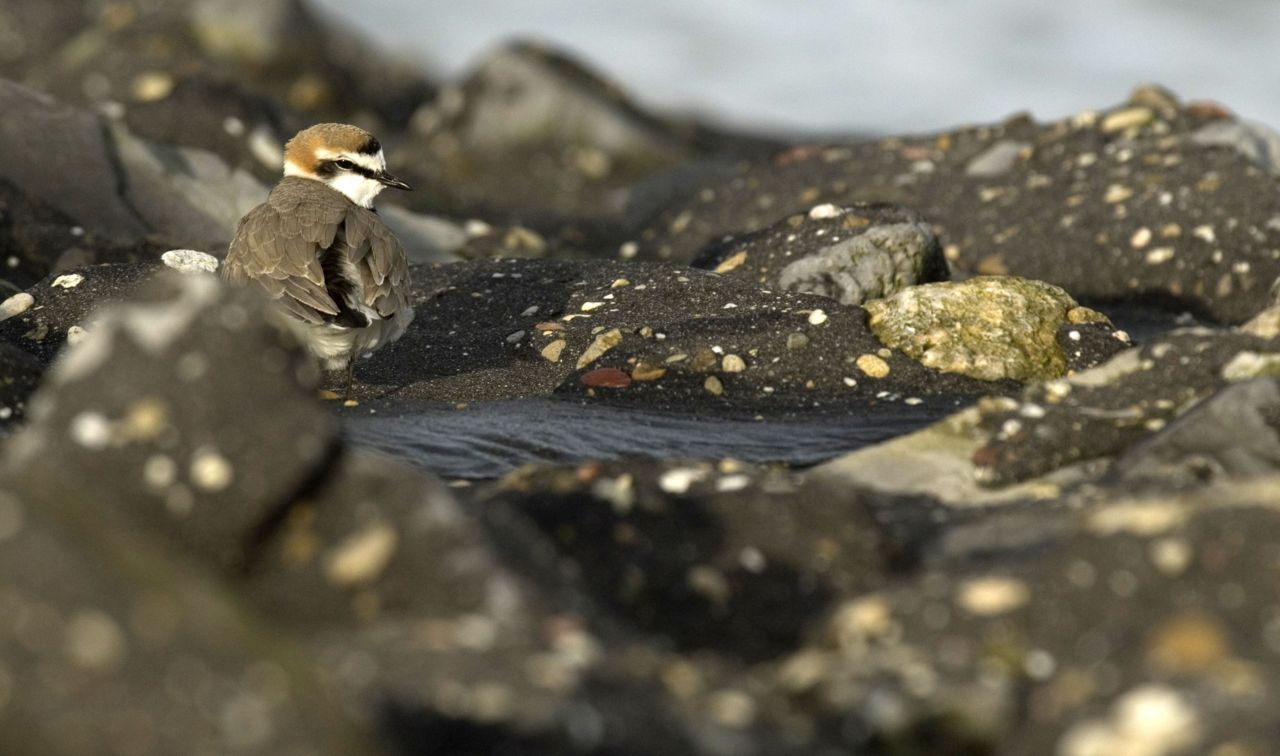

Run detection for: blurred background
[[314, 0, 1280, 133]]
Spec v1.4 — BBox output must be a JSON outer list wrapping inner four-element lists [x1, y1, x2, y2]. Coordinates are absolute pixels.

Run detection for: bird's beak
[[376, 171, 412, 191]]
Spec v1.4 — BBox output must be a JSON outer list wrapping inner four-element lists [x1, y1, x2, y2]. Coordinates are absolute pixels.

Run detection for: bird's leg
[[342, 353, 357, 401]]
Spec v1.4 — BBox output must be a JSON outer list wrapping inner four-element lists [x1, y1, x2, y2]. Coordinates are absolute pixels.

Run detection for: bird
[[223, 123, 414, 398]]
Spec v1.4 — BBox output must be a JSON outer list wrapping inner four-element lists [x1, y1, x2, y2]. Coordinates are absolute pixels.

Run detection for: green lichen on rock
[[865, 276, 1110, 382]]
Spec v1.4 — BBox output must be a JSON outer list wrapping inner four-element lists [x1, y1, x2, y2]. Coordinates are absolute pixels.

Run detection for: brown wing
[[222, 180, 350, 325], [345, 206, 413, 321]]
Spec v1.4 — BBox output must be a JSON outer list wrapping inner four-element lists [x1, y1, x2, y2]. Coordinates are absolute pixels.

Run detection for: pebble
[[630, 363, 666, 381], [161, 249, 219, 274], [855, 354, 890, 378], [66, 325, 88, 346], [580, 367, 631, 388], [721, 354, 746, 373], [581, 301, 605, 311], [575, 328, 623, 369], [63, 610, 127, 671], [1101, 106, 1155, 133], [807, 203, 842, 220], [52, 273, 85, 289], [956, 576, 1030, 616], [189, 447, 233, 492], [714, 251, 748, 273], [324, 523, 399, 587], [786, 332, 810, 350], [659, 467, 707, 494], [807, 309, 828, 325], [704, 376, 724, 395], [0, 293, 33, 322]]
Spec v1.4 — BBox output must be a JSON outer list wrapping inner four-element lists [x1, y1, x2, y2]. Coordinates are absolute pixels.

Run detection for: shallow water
[[342, 397, 961, 479]]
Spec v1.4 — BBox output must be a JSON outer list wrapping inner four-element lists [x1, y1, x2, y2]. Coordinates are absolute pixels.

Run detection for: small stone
[[0, 293, 34, 322], [535, 321, 563, 332], [1101, 106, 1155, 133], [65, 325, 88, 346], [807, 203, 841, 220], [704, 376, 724, 395], [786, 332, 809, 350], [714, 251, 748, 273], [721, 354, 746, 373], [540, 340, 565, 363], [808, 309, 828, 325], [580, 301, 605, 311], [1192, 225, 1216, 243], [1146, 247, 1175, 264], [505, 330, 525, 343], [52, 273, 85, 289], [64, 610, 127, 671], [1130, 228, 1152, 248], [659, 467, 707, 494], [161, 249, 219, 274], [630, 363, 666, 381], [324, 523, 398, 587], [1104, 185, 1134, 204], [576, 328, 623, 369], [956, 576, 1030, 616], [708, 689, 757, 729], [131, 71, 174, 102], [580, 367, 631, 388], [189, 447, 233, 492], [856, 354, 890, 378], [610, 278, 630, 289]]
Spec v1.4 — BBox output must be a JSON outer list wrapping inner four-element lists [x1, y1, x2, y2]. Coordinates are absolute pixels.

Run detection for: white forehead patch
[[314, 148, 386, 172]]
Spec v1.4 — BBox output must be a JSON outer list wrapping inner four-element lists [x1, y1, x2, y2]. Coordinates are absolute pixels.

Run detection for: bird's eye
[[335, 159, 355, 170]]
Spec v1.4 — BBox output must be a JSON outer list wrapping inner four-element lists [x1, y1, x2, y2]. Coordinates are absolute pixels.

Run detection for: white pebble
[[808, 309, 828, 325], [807, 203, 841, 220], [161, 249, 219, 274], [0, 293, 34, 322], [52, 274, 84, 289]]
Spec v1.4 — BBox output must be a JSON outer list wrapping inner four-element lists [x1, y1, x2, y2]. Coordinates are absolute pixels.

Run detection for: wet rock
[[864, 276, 1125, 382], [630, 87, 1280, 323], [5, 272, 336, 570], [363, 257, 1010, 412], [692, 202, 948, 306]]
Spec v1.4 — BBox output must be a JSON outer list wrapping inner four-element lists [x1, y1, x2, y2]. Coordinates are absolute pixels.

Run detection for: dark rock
[[629, 87, 1280, 323], [0, 472, 384, 755], [691, 202, 949, 305], [363, 258, 1013, 412], [5, 272, 335, 570], [763, 498, 1280, 754], [0, 341, 41, 426], [0, 78, 266, 261], [1110, 376, 1280, 486], [123, 73, 304, 184], [0, 177, 161, 291], [0, 0, 434, 130], [400, 40, 780, 237], [0, 263, 159, 362], [972, 328, 1280, 485]]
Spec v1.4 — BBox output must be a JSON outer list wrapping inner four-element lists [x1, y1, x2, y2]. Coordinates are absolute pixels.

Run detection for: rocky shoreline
[[4, 1, 1280, 754]]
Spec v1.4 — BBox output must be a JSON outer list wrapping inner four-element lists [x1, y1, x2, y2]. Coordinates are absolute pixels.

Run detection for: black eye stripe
[[327, 160, 379, 179]]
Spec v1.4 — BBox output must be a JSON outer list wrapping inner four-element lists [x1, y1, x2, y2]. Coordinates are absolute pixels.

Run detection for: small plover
[[223, 123, 414, 396]]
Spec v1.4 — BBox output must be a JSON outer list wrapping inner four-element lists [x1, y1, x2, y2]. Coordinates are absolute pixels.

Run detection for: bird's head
[[282, 123, 411, 208]]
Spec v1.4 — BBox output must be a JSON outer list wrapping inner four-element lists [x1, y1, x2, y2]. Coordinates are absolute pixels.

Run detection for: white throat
[[324, 173, 384, 208]]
